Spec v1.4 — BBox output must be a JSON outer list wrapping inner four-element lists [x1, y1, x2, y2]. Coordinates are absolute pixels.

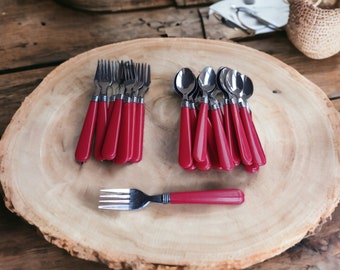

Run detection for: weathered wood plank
[[175, 0, 215, 6], [55, 0, 174, 12], [0, 0, 203, 71], [55, 0, 217, 11], [0, 199, 109, 270]]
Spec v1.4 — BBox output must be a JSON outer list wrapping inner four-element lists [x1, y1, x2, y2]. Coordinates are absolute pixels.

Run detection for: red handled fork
[[101, 61, 124, 160], [130, 63, 151, 162], [75, 60, 102, 163], [114, 61, 137, 164], [98, 188, 244, 210], [94, 60, 112, 161]]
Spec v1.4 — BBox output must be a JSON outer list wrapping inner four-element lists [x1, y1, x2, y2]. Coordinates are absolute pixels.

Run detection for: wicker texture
[[286, 0, 340, 59]]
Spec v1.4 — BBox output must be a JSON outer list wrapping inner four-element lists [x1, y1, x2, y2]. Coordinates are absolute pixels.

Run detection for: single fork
[[94, 60, 112, 161], [114, 61, 137, 164], [127, 63, 143, 161], [75, 60, 102, 163], [130, 63, 151, 162], [98, 188, 244, 210], [101, 61, 124, 160]]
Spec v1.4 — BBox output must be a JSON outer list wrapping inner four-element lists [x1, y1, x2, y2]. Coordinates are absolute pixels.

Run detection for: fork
[[114, 60, 137, 164], [98, 188, 244, 210], [94, 60, 112, 161], [75, 60, 101, 163], [130, 63, 151, 162], [101, 61, 124, 160], [128, 63, 143, 161]]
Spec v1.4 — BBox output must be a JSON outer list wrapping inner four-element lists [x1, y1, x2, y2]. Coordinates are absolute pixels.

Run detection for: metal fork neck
[[147, 194, 170, 204], [162, 193, 170, 204]]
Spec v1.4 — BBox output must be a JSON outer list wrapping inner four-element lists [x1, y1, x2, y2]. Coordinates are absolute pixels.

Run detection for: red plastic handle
[[193, 102, 208, 163], [94, 100, 108, 161], [240, 107, 266, 166], [230, 103, 252, 166], [107, 99, 115, 123], [75, 100, 98, 163], [210, 108, 234, 171], [178, 104, 193, 169], [170, 189, 244, 205], [207, 116, 222, 170], [128, 101, 137, 161], [190, 105, 210, 171], [244, 163, 259, 173], [101, 98, 123, 160], [130, 102, 145, 163], [114, 100, 132, 165], [223, 103, 240, 166]]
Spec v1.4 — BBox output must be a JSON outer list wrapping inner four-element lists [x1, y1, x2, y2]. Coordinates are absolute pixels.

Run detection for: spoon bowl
[[198, 66, 216, 97], [241, 75, 254, 100], [226, 69, 244, 98], [174, 68, 197, 100]]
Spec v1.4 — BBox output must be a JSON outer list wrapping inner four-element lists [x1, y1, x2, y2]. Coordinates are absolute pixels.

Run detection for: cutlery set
[[74, 62, 262, 210], [75, 59, 151, 164], [174, 66, 266, 173]]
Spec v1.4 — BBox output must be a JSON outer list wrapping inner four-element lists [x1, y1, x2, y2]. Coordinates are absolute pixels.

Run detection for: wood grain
[[1, 38, 339, 269], [55, 0, 173, 12], [0, 0, 202, 71], [54, 0, 216, 11]]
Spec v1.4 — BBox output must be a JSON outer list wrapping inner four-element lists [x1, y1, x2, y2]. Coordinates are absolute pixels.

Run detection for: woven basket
[[286, 0, 340, 59]]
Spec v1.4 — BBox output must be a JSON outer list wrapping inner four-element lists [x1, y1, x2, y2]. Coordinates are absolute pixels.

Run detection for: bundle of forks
[[75, 59, 151, 164]]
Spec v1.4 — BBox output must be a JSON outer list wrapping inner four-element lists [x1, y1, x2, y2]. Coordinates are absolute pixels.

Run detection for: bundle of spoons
[[173, 66, 266, 173]]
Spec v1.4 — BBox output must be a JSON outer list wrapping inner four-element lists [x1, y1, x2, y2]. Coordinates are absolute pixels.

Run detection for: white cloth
[[209, 0, 289, 34]]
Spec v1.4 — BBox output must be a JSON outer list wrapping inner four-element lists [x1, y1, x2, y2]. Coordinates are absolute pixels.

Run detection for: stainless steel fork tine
[[99, 193, 130, 199], [145, 63, 151, 85], [94, 60, 101, 83], [100, 188, 130, 193], [129, 60, 135, 78], [107, 60, 112, 83], [98, 204, 131, 210], [124, 61, 130, 81], [99, 199, 129, 203], [101, 59, 105, 81], [112, 61, 118, 83], [99, 59, 104, 82], [142, 63, 146, 82]]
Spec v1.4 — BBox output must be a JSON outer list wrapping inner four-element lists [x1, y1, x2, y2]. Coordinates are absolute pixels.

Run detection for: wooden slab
[[55, 0, 173, 12], [0, 38, 339, 269]]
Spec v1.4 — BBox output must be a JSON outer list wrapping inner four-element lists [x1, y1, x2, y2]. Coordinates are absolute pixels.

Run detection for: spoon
[[208, 77, 234, 171], [175, 73, 212, 171], [193, 66, 216, 163], [217, 67, 240, 166], [188, 92, 212, 171], [239, 75, 266, 166], [225, 69, 253, 166], [174, 68, 197, 169]]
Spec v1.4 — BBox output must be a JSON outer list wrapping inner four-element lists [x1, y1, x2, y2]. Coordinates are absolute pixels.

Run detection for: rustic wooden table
[[0, 1, 339, 269]]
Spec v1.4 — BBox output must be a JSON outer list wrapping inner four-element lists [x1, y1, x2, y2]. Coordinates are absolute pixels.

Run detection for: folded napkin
[[209, 0, 289, 35]]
